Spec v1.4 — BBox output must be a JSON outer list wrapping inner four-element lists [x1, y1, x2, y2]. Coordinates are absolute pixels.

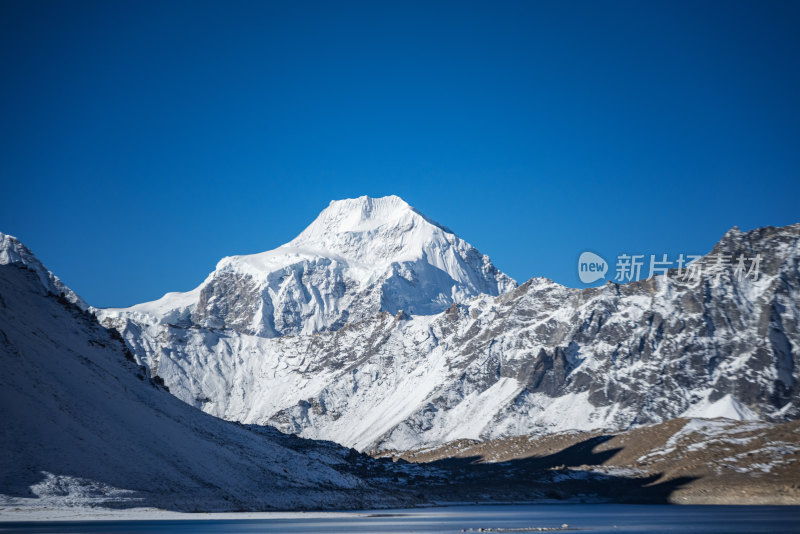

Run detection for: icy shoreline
[[0, 507, 373, 522]]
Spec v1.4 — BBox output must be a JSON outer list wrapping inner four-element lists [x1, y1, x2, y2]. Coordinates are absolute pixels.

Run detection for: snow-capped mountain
[[7, 230, 797, 511], [101, 195, 515, 337], [0, 232, 413, 511], [98, 200, 800, 452]]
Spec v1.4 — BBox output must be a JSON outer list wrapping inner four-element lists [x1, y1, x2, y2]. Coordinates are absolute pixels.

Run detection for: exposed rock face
[[99, 217, 800, 452]]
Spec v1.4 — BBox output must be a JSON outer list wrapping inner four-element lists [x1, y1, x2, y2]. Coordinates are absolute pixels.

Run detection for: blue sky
[[1, 0, 798, 307]]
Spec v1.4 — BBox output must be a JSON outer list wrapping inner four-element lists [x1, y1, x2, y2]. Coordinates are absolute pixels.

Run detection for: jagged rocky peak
[[710, 223, 800, 268], [0, 232, 87, 310], [99, 196, 516, 337]]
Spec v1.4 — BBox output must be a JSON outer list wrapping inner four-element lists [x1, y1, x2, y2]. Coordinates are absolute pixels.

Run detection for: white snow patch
[[681, 394, 760, 421]]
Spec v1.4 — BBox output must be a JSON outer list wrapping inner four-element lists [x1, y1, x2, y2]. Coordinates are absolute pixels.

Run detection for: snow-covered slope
[[100, 214, 800, 451], [0, 234, 409, 511], [101, 195, 515, 336], [0, 233, 86, 310]]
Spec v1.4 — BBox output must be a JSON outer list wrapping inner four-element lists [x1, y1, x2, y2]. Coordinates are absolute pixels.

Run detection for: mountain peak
[[102, 196, 515, 336], [328, 194, 408, 210], [290, 195, 447, 250], [276, 195, 482, 278]]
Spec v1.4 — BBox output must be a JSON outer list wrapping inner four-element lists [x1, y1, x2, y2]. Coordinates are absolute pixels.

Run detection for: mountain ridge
[[96, 204, 800, 451], [0, 233, 87, 310], [3, 230, 798, 512]]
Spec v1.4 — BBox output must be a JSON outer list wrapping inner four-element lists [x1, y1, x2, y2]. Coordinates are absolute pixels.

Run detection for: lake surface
[[2, 504, 799, 533]]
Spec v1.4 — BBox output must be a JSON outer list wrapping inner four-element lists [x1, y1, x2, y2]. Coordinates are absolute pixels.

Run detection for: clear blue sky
[[1, 0, 798, 307]]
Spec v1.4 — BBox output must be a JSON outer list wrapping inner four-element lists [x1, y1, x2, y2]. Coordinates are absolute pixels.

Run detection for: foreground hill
[[0, 234, 411, 512], [377, 418, 800, 505]]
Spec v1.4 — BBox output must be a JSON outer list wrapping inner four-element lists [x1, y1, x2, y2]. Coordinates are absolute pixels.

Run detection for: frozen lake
[[1, 504, 799, 533]]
